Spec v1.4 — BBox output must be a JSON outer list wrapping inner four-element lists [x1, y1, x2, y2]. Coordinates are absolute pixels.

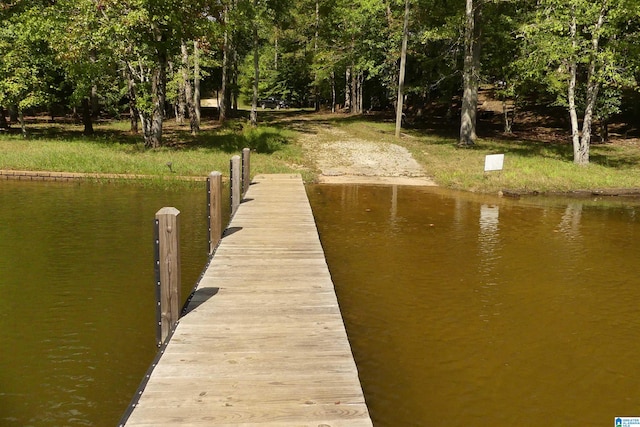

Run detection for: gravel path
[[298, 122, 436, 186]]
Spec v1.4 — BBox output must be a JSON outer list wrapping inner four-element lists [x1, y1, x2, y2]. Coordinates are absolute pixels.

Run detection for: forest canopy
[[1, 0, 639, 163]]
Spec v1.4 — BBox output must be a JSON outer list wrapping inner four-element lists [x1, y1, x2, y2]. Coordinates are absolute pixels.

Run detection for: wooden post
[[230, 155, 241, 216], [242, 147, 251, 196], [207, 171, 223, 254], [154, 207, 181, 347]]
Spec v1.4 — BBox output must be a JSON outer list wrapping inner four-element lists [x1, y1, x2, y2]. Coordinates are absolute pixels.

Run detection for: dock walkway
[[123, 174, 373, 426]]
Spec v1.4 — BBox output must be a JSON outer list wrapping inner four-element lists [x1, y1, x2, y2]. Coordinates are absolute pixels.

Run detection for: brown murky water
[[307, 184, 640, 427], [2, 180, 639, 426], [0, 180, 218, 427]]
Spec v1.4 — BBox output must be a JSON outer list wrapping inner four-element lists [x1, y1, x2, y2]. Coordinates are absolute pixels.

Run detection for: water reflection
[[307, 184, 640, 427], [558, 202, 584, 239]]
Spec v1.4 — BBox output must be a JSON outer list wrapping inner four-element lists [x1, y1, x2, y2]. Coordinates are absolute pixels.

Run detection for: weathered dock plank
[[123, 174, 372, 426]]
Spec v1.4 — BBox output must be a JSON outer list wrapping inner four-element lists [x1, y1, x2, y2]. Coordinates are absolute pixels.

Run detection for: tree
[[50, 0, 122, 136], [0, 2, 61, 136], [395, 0, 410, 137], [101, 0, 210, 147], [459, 0, 480, 146], [518, 0, 637, 164]]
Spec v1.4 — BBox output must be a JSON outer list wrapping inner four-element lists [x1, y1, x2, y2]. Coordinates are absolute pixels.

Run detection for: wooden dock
[[122, 174, 373, 426]]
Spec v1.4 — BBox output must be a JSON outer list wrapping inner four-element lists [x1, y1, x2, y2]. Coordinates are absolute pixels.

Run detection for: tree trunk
[[126, 69, 139, 134], [9, 105, 18, 123], [193, 40, 201, 129], [0, 106, 8, 129], [18, 109, 26, 138], [351, 67, 357, 114], [177, 47, 187, 125], [331, 71, 336, 113], [90, 51, 99, 118], [91, 85, 99, 118], [250, 0, 259, 128], [232, 47, 239, 112], [181, 40, 198, 135], [357, 72, 363, 113], [81, 97, 94, 136], [575, 3, 606, 165], [345, 67, 351, 112], [502, 99, 514, 133], [314, 0, 320, 111], [148, 50, 167, 148], [567, 7, 583, 164], [220, 4, 230, 123], [459, 0, 479, 146], [395, 0, 410, 138]]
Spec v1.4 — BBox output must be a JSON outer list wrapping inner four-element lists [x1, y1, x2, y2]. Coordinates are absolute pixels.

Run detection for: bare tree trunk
[[314, 0, 320, 111], [459, 0, 479, 146], [232, 47, 239, 112], [8, 105, 18, 123], [126, 68, 139, 134], [149, 50, 167, 148], [331, 71, 336, 113], [250, 0, 259, 127], [395, 0, 410, 138], [220, 4, 230, 123], [181, 40, 199, 135], [568, 7, 582, 163], [81, 97, 94, 135], [345, 67, 351, 112], [576, 3, 606, 165], [177, 46, 187, 125], [193, 40, 201, 129], [91, 85, 99, 118], [18, 109, 26, 138], [502, 99, 514, 133], [357, 72, 363, 113], [351, 67, 357, 114], [0, 106, 8, 129]]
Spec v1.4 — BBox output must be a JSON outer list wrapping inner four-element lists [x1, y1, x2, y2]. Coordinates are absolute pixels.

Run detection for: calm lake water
[[307, 184, 640, 427], [1, 179, 639, 426], [0, 179, 216, 427]]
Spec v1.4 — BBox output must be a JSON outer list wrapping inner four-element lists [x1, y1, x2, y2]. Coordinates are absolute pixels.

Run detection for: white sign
[[484, 154, 504, 172]]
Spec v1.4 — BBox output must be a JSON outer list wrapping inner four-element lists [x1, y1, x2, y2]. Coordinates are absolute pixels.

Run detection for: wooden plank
[[123, 174, 372, 426]]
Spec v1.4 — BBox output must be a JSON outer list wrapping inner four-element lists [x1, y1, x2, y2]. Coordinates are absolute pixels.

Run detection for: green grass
[[2, 112, 639, 194], [0, 118, 310, 184], [322, 115, 640, 193]]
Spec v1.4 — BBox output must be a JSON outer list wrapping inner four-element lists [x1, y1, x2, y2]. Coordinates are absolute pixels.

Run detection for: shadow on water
[[307, 183, 640, 427]]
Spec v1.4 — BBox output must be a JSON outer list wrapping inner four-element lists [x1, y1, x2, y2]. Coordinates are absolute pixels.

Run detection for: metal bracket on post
[[153, 218, 162, 348]]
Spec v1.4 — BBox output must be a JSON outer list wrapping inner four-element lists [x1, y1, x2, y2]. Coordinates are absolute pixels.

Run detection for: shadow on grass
[[7, 116, 291, 155]]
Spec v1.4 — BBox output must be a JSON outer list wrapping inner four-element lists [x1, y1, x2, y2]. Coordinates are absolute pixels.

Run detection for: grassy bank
[[0, 118, 311, 186], [314, 114, 640, 194], [2, 111, 639, 194]]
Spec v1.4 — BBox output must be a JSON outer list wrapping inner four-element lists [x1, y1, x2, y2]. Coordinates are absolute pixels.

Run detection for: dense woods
[[1, 0, 639, 163]]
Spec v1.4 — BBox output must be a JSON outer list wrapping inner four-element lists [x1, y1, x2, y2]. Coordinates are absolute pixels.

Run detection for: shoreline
[[3, 169, 640, 200], [0, 169, 208, 182]]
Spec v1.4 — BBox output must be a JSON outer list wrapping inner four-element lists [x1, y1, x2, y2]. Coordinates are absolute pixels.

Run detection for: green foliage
[[0, 3, 60, 112]]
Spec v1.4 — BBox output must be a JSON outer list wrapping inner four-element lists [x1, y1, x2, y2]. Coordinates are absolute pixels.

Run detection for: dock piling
[[230, 155, 241, 216], [242, 147, 251, 196], [207, 171, 223, 254], [154, 207, 181, 347]]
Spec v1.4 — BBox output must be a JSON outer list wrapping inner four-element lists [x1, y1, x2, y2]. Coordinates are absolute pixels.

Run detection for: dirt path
[[296, 120, 436, 186]]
